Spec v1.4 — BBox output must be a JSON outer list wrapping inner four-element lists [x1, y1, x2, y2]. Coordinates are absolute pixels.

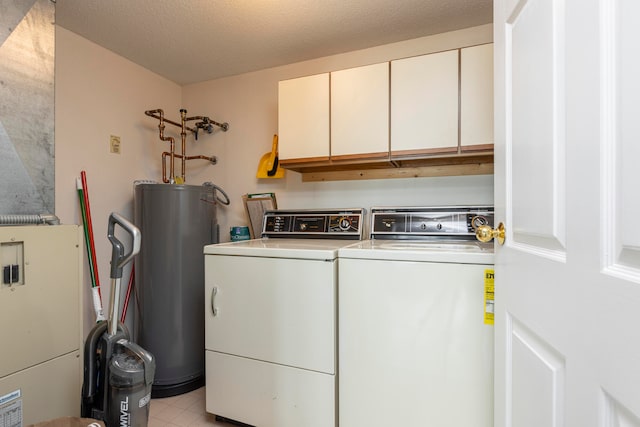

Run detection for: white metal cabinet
[[460, 43, 494, 151], [278, 73, 330, 162], [0, 352, 81, 425], [204, 252, 337, 427], [390, 49, 459, 156], [0, 225, 81, 425], [331, 62, 389, 160]]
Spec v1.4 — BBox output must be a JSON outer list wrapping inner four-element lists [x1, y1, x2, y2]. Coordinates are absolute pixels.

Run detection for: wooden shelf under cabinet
[[280, 150, 493, 182]]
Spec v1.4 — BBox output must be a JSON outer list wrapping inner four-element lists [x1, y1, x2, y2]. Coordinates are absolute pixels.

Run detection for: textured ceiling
[[55, 0, 493, 85]]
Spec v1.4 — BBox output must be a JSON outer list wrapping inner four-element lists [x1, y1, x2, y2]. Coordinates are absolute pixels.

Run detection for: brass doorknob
[[475, 223, 505, 245]]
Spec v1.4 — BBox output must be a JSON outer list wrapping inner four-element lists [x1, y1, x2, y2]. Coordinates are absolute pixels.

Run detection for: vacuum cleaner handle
[[107, 213, 141, 279]]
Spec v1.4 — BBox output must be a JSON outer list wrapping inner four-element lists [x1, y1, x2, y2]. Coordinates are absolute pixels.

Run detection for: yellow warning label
[[484, 269, 495, 325]]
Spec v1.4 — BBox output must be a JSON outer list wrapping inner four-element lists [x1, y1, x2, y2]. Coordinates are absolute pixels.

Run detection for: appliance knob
[[471, 215, 489, 230], [437, 223, 442, 230], [339, 217, 351, 230], [300, 223, 307, 231]]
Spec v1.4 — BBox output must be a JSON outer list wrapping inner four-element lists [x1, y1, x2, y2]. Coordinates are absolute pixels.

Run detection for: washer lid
[[338, 239, 494, 264], [204, 238, 356, 259]]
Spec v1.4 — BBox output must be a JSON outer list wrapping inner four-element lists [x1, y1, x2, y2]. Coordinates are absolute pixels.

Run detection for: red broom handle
[[121, 264, 135, 323], [81, 171, 102, 300]]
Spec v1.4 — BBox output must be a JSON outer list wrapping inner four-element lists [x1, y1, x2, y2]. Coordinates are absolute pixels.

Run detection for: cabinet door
[[205, 255, 336, 374], [278, 73, 330, 162], [391, 50, 459, 156], [331, 62, 389, 159], [460, 44, 494, 151]]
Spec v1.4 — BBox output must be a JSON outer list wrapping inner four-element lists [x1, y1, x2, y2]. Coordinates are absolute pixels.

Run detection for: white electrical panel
[[0, 225, 82, 426]]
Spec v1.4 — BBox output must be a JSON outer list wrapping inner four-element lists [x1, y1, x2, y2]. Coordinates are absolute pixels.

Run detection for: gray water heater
[[134, 183, 219, 397]]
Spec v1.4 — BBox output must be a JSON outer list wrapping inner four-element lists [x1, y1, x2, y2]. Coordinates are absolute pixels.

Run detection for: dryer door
[[204, 254, 336, 373]]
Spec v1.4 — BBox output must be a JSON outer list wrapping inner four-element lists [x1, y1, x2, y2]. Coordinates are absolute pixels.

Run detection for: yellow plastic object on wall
[[256, 134, 285, 179]]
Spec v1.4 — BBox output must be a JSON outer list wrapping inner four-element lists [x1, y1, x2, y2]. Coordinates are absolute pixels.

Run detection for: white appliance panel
[[0, 351, 81, 426], [206, 351, 335, 427], [338, 255, 494, 427], [205, 254, 336, 373]]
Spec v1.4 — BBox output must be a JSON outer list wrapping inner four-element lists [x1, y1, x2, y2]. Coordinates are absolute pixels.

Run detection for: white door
[[494, 1, 640, 426]]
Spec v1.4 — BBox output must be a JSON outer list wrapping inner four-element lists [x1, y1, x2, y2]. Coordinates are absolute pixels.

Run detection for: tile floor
[[148, 387, 236, 427]]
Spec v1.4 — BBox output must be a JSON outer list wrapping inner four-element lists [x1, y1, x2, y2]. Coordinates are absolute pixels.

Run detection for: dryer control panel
[[262, 208, 365, 239], [370, 206, 494, 240]]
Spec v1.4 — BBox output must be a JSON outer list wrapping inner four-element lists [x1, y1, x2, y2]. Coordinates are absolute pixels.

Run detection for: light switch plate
[[110, 135, 121, 154]]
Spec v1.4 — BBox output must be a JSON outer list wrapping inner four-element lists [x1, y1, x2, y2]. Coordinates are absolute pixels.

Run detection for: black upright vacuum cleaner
[[82, 213, 156, 427]]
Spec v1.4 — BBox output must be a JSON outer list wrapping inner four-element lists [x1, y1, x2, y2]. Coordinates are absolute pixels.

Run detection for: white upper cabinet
[[390, 50, 459, 156], [276, 43, 494, 179], [330, 62, 390, 159], [460, 44, 494, 150], [278, 73, 330, 162]]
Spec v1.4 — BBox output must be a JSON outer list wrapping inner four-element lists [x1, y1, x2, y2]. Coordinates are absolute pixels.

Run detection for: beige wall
[[55, 24, 494, 333], [55, 27, 182, 329]]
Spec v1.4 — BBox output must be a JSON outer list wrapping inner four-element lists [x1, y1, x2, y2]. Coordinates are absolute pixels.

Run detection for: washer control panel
[[262, 209, 365, 239], [370, 206, 494, 240]]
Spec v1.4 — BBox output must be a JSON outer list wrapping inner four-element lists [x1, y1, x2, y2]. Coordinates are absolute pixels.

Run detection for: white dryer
[[338, 206, 495, 427], [203, 209, 364, 427]]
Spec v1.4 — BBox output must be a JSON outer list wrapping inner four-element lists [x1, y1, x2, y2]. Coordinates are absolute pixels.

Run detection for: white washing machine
[[338, 206, 495, 427], [203, 208, 364, 427]]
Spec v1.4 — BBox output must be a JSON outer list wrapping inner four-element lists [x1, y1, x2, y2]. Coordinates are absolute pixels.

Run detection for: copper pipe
[[162, 152, 216, 163], [185, 115, 229, 132], [146, 108, 227, 183], [152, 109, 176, 183], [162, 152, 217, 183], [145, 109, 198, 133], [161, 153, 169, 183], [144, 108, 229, 133], [160, 123, 176, 183], [145, 109, 229, 133], [180, 109, 188, 182]]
